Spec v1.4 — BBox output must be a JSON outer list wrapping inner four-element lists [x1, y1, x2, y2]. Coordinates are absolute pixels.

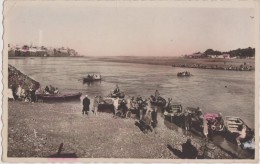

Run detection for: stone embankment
[[8, 64, 40, 90], [172, 63, 254, 71]]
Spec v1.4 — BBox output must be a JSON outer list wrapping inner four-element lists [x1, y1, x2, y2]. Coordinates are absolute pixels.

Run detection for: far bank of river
[[89, 56, 255, 71]]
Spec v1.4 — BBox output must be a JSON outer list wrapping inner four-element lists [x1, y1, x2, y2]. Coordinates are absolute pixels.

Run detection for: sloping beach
[[8, 101, 235, 159]]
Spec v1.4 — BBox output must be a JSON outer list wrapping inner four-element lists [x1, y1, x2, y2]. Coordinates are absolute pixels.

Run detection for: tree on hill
[[203, 47, 254, 58], [228, 47, 255, 58], [204, 49, 221, 56]]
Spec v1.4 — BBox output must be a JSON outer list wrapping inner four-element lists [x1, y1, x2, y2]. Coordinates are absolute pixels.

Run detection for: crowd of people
[[9, 84, 60, 103], [9, 84, 37, 103], [80, 85, 204, 158], [79, 84, 254, 155]]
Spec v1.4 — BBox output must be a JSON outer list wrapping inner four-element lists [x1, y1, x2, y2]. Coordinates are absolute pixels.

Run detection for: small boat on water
[[37, 92, 82, 102], [108, 91, 125, 99], [83, 74, 102, 83], [177, 71, 191, 77]]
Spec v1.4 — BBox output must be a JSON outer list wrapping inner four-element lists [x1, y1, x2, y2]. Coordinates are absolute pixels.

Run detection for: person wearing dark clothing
[[182, 139, 198, 159], [29, 88, 36, 103], [184, 113, 192, 130], [154, 90, 160, 100], [45, 86, 50, 94], [82, 95, 90, 115], [151, 110, 158, 128], [11, 85, 18, 100], [114, 84, 120, 94]]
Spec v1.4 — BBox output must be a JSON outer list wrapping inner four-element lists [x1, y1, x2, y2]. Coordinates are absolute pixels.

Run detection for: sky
[[4, 1, 257, 56]]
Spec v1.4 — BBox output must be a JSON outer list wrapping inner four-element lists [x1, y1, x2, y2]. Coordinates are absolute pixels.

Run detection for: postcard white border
[[2, 0, 259, 163]]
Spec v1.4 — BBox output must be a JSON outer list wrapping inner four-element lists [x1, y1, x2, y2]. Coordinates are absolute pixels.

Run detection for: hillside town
[[8, 44, 80, 57]]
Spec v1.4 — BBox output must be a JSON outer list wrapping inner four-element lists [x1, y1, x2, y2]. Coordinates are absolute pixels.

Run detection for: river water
[[9, 57, 255, 158], [9, 57, 255, 127]]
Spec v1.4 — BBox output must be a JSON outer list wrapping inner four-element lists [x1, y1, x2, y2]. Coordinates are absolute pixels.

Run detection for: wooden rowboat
[[37, 92, 82, 101]]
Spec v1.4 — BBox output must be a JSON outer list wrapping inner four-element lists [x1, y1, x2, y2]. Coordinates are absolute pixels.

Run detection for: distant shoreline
[[8, 56, 255, 71], [8, 56, 85, 59], [90, 56, 255, 71]]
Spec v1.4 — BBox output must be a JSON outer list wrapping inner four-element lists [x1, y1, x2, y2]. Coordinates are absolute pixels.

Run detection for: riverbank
[[90, 56, 255, 71], [8, 101, 236, 159]]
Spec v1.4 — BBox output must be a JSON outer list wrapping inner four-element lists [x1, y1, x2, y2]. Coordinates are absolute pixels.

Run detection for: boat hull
[[36, 92, 82, 101]]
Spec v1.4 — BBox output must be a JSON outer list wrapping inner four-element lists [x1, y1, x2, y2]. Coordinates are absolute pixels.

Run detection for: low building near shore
[[8, 44, 79, 57], [216, 54, 230, 59]]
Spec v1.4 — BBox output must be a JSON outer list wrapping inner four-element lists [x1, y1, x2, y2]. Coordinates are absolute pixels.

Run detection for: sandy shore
[[90, 56, 255, 70], [7, 101, 237, 159]]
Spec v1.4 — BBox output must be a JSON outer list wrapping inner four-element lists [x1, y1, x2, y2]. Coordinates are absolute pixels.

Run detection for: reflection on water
[[83, 80, 102, 87]]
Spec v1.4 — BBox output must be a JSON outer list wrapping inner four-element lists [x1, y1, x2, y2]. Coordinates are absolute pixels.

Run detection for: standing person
[[113, 84, 120, 96], [29, 88, 36, 103], [155, 90, 160, 101], [82, 95, 90, 116], [11, 84, 18, 100], [16, 84, 22, 99], [93, 96, 100, 116], [203, 118, 209, 139], [113, 97, 119, 116], [236, 124, 247, 145]]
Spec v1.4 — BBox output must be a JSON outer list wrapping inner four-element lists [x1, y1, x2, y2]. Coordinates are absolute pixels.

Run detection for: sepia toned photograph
[[2, 0, 259, 162]]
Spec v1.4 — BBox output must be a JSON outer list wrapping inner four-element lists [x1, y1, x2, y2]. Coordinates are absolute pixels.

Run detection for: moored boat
[[224, 116, 254, 149], [203, 113, 225, 136], [150, 95, 166, 107], [183, 107, 203, 130], [163, 103, 183, 122], [36, 92, 82, 102]]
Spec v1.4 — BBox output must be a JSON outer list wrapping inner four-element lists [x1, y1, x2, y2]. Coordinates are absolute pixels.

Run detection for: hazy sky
[[5, 1, 256, 56]]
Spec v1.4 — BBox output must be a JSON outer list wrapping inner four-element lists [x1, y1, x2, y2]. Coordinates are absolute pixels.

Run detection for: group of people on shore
[[80, 85, 203, 158], [82, 94, 100, 116], [9, 84, 37, 103], [81, 85, 156, 119], [80, 84, 254, 152], [9, 83, 61, 103]]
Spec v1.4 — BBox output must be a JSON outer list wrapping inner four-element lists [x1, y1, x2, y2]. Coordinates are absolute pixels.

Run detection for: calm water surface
[[9, 57, 254, 127]]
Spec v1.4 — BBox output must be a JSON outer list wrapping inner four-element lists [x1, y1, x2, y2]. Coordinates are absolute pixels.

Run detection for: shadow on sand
[[48, 143, 78, 158]]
